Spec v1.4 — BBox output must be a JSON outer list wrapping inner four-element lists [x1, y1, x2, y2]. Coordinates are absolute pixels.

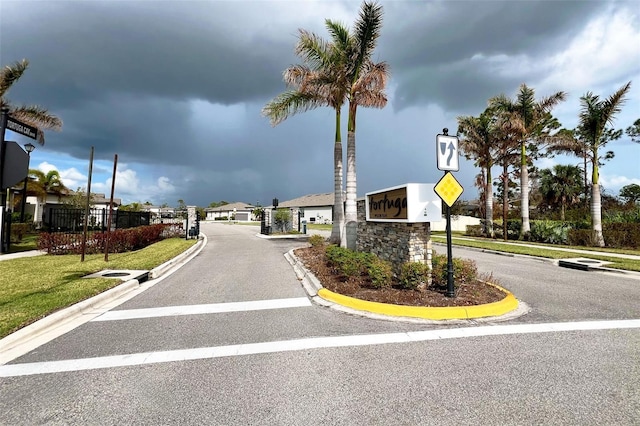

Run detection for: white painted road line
[[92, 297, 313, 321], [2, 319, 639, 377]]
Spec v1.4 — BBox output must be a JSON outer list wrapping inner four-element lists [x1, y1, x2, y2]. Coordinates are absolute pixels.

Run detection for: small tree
[[273, 209, 292, 233], [619, 184, 640, 205]]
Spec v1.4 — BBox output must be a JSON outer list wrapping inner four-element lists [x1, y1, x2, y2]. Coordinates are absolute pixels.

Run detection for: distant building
[[277, 193, 335, 224], [14, 189, 122, 228], [204, 202, 256, 221]]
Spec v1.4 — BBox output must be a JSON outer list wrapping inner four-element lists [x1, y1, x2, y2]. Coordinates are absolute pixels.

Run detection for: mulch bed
[[294, 246, 506, 307]]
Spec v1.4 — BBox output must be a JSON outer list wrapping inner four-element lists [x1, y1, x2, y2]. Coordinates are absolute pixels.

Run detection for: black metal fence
[[44, 208, 151, 233]]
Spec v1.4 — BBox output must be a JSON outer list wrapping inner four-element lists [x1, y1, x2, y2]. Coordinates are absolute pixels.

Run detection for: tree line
[[457, 83, 637, 247]]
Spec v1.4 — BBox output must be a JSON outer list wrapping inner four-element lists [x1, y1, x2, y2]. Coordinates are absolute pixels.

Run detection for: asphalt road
[[1, 222, 638, 425]]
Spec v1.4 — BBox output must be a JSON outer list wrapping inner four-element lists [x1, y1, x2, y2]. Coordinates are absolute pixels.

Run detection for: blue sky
[[2, 0, 638, 207]]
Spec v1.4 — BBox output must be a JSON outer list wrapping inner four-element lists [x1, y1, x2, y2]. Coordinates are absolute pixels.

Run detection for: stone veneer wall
[[356, 199, 432, 281]]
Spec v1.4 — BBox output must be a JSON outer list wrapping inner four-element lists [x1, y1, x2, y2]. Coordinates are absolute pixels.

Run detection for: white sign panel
[[366, 183, 443, 223], [436, 134, 459, 171]]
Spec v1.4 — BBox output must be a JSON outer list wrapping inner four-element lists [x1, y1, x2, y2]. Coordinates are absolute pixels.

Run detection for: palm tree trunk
[[486, 164, 494, 238], [502, 166, 509, 242], [345, 129, 357, 249], [329, 109, 344, 245], [520, 143, 530, 238], [591, 162, 605, 247], [344, 103, 357, 250]]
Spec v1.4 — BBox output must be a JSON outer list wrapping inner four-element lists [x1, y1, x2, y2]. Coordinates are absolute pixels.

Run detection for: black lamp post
[[20, 142, 35, 223]]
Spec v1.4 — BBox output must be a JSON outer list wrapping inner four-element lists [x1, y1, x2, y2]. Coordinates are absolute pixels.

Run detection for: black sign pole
[[0, 108, 9, 254], [445, 200, 455, 298]]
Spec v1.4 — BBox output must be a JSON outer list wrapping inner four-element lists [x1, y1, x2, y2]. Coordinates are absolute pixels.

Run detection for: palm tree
[[457, 108, 497, 237], [344, 1, 389, 249], [30, 169, 68, 198], [576, 81, 631, 247], [539, 165, 583, 220], [263, 2, 389, 248], [1, 59, 63, 143], [489, 84, 566, 238], [262, 25, 348, 245]]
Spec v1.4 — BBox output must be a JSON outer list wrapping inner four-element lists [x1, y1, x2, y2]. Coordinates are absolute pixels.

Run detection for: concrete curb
[[0, 235, 207, 364], [285, 248, 524, 323]]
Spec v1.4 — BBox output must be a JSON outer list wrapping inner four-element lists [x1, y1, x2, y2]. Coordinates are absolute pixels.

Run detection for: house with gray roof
[[205, 202, 256, 221], [277, 193, 335, 224]]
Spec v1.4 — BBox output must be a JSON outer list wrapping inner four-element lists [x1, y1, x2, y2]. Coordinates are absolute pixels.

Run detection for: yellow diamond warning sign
[[434, 172, 464, 207]]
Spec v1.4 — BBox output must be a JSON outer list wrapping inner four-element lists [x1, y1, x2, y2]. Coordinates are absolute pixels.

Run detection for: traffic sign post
[[434, 128, 464, 297], [436, 129, 459, 172]]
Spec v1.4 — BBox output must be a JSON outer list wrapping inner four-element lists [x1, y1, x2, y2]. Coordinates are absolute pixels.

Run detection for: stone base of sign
[[356, 200, 432, 283]]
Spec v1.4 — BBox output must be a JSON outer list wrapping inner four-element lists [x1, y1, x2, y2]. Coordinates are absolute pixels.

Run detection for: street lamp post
[[20, 142, 35, 223]]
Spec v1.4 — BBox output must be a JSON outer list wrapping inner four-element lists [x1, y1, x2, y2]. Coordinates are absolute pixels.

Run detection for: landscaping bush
[[431, 252, 478, 289], [465, 224, 484, 237], [603, 223, 640, 248], [528, 220, 571, 245], [493, 220, 521, 240], [366, 255, 393, 288], [399, 262, 430, 290], [308, 234, 325, 248], [567, 229, 594, 247], [10, 223, 30, 242], [324, 245, 392, 288], [37, 224, 179, 255]]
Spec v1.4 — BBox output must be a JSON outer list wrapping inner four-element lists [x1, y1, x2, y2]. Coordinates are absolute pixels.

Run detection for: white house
[[278, 193, 335, 224], [205, 202, 256, 221]]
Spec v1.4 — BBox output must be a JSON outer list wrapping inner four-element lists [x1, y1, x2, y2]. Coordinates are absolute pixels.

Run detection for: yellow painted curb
[[317, 283, 518, 320]]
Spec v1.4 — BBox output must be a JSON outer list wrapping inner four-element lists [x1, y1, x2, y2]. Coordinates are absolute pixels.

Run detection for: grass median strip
[[431, 235, 640, 272], [0, 238, 196, 339]]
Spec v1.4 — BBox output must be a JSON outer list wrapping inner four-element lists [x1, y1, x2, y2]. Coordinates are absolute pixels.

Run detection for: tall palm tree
[[263, 2, 388, 248], [576, 81, 631, 247], [344, 1, 389, 249], [262, 25, 348, 245], [457, 108, 497, 238], [539, 165, 583, 220], [489, 84, 566, 238], [491, 105, 524, 241], [1, 59, 63, 143]]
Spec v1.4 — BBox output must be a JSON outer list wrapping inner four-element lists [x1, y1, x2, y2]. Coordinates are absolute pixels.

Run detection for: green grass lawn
[[0, 237, 196, 339], [431, 234, 640, 272], [8, 234, 39, 253], [307, 223, 332, 231]]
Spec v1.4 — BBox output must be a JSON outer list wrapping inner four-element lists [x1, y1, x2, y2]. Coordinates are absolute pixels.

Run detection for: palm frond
[[295, 29, 334, 71], [0, 59, 28, 98], [351, 1, 383, 80], [261, 90, 325, 126]]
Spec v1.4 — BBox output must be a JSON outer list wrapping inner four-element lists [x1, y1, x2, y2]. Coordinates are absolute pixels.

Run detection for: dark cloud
[[1, 0, 637, 207]]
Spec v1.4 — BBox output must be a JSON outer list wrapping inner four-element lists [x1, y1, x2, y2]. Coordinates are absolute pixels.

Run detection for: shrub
[[529, 220, 571, 245], [465, 224, 484, 237], [567, 229, 594, 247], [308, 234, 325, 248], [493, 220, 521, 240], [325, 245, 392, 288], [431, 252, 477, 289], [10, 223, 30, 242], [365, 255, 393, 288], [603, 223, 640, 248], [38, 224, 175, 255], [399, 262, 430, 290]]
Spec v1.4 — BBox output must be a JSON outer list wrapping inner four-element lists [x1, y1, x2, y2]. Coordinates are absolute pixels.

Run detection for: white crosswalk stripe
[[2, 319, 639, 377], [92, 297, 312, 321]]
